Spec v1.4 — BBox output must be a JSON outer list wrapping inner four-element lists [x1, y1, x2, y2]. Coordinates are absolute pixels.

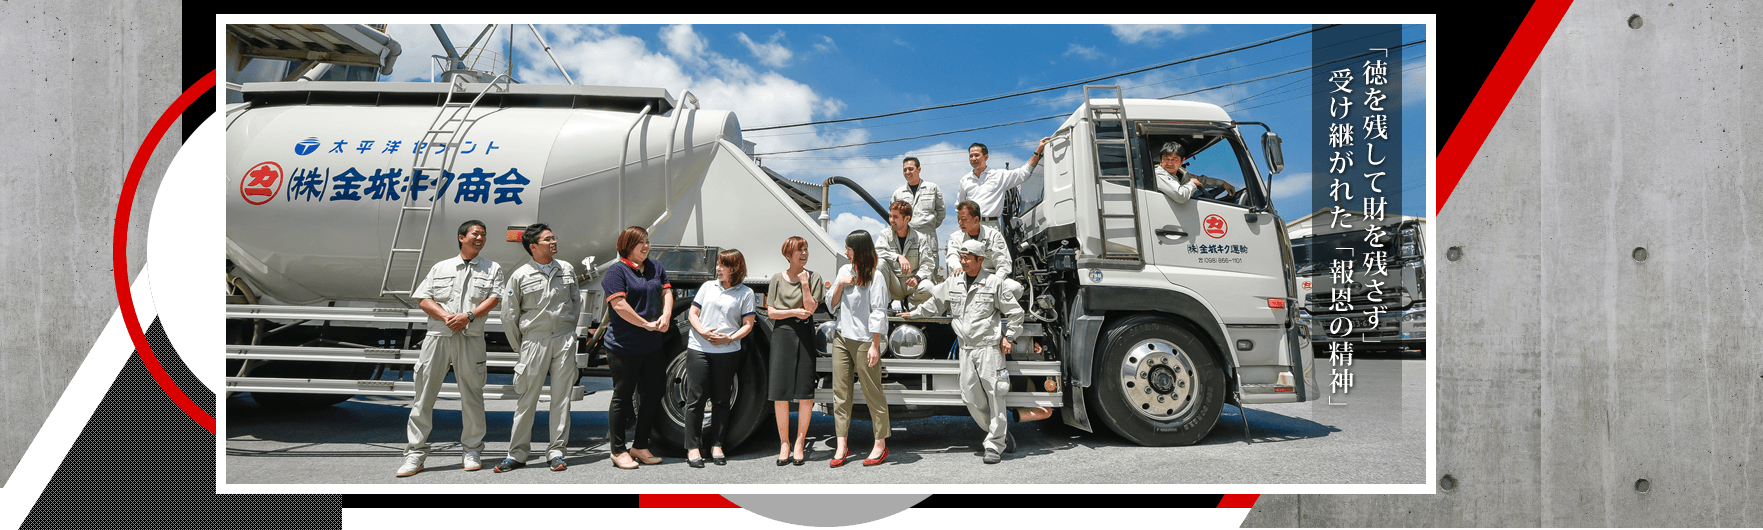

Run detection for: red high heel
[[830, 448, 851, 468], [862, 447, 889, 466]]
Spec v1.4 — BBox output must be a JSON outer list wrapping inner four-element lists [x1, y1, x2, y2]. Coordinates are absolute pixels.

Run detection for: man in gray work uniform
[[891, 156, 945, 252], [901, 239, 1026, 464], [495, 223, 581, 473], [399, 220, 503, 477]]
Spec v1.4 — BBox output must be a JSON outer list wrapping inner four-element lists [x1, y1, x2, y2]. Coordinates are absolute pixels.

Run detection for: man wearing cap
[[494, 223, 581, 473], [1153, 141, 1235, 204], [900, 239, 1026, 464], [398, 220, 503, 477], [891, 157, 945, 250], [878, 200, 940, 307], [956, 139, 1049, 232], [945, 200, 1011, 279]]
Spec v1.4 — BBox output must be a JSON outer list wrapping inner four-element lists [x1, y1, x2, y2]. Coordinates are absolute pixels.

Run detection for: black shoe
[[776, 456, 792, 466], [493, 458, 525, 473], [713, 454, 727, 466], [688, 457, 705, 468], [1005, 433, 1017, 454], [792, 446, 809, 466], [983, 449, 1001, 464]]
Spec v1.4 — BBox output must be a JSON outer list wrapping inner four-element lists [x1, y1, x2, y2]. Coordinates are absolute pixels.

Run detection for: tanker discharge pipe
[[817, 176, 891, 232]]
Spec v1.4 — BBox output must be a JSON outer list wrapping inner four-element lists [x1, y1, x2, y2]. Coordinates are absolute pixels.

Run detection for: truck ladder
[[379, 73, 513, 298], [1084, 85, 1145, 265]]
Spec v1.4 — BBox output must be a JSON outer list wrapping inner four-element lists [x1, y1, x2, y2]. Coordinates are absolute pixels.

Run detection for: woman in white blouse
[[825, 231, 891, 467]]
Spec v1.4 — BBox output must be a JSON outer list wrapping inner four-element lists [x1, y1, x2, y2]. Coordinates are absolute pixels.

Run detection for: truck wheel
[[1085, 315, 1224, 446], [247, 360, 378, 410], [646, 334, 769, 454]]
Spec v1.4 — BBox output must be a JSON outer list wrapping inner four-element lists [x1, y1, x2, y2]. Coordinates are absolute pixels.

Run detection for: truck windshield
[[1292, 229, 1397, 276]]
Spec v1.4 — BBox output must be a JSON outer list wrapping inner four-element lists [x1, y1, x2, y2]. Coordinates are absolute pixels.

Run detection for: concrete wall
[[0, 0, 180, 486], [1245, 2, 1763, 526]]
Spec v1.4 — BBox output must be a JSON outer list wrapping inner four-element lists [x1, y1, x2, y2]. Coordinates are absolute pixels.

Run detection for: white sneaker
[[395, 455, 425, 477], [462, 450, 482, 471]]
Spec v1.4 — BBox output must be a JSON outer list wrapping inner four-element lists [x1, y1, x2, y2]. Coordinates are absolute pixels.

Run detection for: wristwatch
[[466, 312, 476, 323]]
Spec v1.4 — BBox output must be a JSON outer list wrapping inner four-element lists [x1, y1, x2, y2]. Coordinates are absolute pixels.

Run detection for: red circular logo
[[239, 162, 283, 205], [1203, 214, 1228, 238]]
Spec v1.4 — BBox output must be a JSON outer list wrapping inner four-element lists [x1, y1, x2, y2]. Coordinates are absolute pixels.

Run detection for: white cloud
[[825, 212, 888, 247], [735, 30, 794, 68], [1064, 43, 1103, 61], [660, 24, 708, 65], [813, 35, 837, 54], [1110, 24, 1204, 45]]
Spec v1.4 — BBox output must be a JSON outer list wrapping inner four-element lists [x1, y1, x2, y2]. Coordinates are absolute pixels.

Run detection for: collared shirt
[[829, 264, 888, 342], [501, 258, 580, 347], [688, 280, 757, 354], [891, 181, 945, 234], [877, 227, 941, 282], [413, 255, 504, 337], [906, 269, 1025, 350], [1152, 165, 1230, 204], [602, 257, 671, 354], [945, 224, 1011, 278], [957, 164, 1038, 218]]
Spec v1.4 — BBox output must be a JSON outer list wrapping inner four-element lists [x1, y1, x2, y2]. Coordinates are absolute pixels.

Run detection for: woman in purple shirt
[[602, 226, 672, 469]]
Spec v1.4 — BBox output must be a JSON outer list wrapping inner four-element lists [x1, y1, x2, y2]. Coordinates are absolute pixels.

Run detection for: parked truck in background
[[1288, 211, 1426, 354]]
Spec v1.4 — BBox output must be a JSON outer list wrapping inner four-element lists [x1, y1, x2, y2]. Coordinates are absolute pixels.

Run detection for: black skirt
[[767, 316, 818, 401]]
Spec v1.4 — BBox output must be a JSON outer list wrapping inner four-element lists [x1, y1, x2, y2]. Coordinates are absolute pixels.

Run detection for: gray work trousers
[[960, 345, 1010, 453], [405, 332, 488, 459], [505, 332, 578, 462]]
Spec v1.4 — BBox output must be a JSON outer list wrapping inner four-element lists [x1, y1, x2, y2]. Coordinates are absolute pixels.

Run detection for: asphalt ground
[[224, 355, 1423, 485]]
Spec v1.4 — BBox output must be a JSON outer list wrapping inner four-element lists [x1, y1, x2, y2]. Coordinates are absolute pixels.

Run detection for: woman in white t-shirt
[[683, 249, 757, 468]]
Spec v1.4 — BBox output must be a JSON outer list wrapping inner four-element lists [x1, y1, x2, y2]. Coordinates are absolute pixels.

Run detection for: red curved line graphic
[[114, 70, 217, 434]]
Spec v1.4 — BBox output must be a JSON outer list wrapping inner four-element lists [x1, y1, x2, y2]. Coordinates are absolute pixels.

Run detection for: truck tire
[[247, 360, 378, 410], [645, 327, 770, 454], [1085, 315, 1224, 446]]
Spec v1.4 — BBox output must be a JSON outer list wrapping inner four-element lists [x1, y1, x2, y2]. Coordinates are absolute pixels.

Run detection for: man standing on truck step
[[494, 223, 581, 473], [956, 138, 1049, 232], [900, 240, 1026, 464], [946, 200, 1011, 279], [892, 157, 945, 256], [878, 200, 940, 309], [399, 220, 503, 478]]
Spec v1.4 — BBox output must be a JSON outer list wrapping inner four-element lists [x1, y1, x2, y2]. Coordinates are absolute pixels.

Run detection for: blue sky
[[384, 22, 1427, 245]]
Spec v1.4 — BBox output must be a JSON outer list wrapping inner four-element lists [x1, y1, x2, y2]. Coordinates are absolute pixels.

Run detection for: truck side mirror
[[1261, 132, 1285, 175]]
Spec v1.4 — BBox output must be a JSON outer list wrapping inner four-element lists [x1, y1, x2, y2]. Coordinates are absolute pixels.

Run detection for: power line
[[741, 25, 1336, 132], [751, 40, 1424, 159]]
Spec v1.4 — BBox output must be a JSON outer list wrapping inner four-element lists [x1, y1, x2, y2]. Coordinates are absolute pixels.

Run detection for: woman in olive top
[[826, 231, 891, 467], [766, 236, 824, 466], [602, 226, 672, 469]]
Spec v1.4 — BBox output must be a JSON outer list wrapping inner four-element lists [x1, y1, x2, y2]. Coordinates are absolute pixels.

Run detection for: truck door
[[1135, 129, 1291, 374]]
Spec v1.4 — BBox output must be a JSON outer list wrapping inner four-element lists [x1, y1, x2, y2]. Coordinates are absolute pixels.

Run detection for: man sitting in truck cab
[[1152, 141, 1234, 204]]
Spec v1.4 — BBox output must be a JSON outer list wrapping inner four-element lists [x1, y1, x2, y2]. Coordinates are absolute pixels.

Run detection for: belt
[[981, 216, 999, 221]]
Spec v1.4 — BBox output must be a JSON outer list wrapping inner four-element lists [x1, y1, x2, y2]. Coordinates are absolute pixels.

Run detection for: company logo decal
[[240, 162, 284, 205], [1203, 214, 1228, 239], [294, 137, 320, 156]]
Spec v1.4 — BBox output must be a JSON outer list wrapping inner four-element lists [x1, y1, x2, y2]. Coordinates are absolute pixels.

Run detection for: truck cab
[[1004, 86, 1318, 445], [1289, 213, 1426, 353]]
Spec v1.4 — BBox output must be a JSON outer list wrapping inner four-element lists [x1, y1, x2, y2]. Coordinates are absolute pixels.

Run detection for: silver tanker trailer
[[225, 78, 1320, 450]]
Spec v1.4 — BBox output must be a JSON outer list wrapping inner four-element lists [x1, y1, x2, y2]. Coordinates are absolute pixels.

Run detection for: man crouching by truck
[[398, 220, 503, 478], [899, 240, 1026, 464], [494, 223, 580, 473]]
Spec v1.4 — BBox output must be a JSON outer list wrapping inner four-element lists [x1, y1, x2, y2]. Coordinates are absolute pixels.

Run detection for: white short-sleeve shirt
[[688, 280, 757, 353]]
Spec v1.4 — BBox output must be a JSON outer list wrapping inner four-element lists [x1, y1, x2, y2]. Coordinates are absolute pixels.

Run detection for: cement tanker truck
[[226, 79, 1319, 449]]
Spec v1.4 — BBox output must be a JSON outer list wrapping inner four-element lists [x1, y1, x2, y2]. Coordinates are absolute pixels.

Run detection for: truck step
[[226, 377, 587, 401], [227, 345, 520, 368], [813, 388, 1060, 408]]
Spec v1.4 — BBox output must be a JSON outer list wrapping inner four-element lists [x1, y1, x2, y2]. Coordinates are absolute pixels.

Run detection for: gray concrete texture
[[1245, 2, 1763, 527], [0, 0, 180, 486]]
